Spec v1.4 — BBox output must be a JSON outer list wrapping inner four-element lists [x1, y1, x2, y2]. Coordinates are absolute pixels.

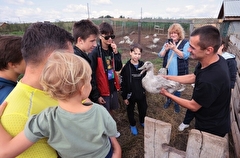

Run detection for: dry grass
[[115, 84, 195, 158]]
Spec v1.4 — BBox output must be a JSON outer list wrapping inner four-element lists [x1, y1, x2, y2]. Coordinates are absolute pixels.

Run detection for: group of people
[[0, 20, 122, 158], [159, 24, 237, 138], [0, 19, 237, 157]]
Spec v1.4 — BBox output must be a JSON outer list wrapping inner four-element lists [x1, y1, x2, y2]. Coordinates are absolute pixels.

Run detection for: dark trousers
[[183, 109, 195, 124], [127, 97, 148, 126]]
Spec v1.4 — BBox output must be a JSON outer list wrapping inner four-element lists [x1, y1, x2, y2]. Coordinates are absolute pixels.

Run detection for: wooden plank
[[144, 117, 156, 158], [229, 35, 240, 50], [231, 121, 240, 158], [230, 97, 235, 123], [154, 119, 171, 157], [236, 59, 240, 74], [233, 98, 240, 130], [229, 37, 240, 158], [185, 130, 202, 158], [144, 117, 172, 158], [186, 129, 228, 158], [154, 25, 164, 34], [224, 134, 229, 158], [228, 42, 239, 57], [232, 75, 240, 99], [162, 144, 186, 158]]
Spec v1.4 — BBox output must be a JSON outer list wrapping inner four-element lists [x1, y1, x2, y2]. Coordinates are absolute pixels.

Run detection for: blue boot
[[164, 98, 171, 109], [130, 126, 138, 135]]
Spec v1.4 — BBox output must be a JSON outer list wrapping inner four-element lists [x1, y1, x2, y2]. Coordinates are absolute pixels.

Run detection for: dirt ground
[[112, 31, 236, 158]]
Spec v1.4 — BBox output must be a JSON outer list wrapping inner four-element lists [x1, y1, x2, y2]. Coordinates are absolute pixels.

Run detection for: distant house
[[217, 0, 240, 37], [0, 22, 7, 29]]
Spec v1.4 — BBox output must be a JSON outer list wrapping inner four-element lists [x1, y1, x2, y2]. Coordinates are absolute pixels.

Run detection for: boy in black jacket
[[120, 43, 148, 136]]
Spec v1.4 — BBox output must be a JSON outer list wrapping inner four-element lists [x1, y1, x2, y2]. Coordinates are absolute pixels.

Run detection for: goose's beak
[[138, 66, 147, 75]]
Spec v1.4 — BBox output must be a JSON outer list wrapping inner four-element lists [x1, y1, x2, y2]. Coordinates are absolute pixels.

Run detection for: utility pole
[[138, 8, 142, 44], [87, 3, 90, 19], [18, 17, 21, 23]]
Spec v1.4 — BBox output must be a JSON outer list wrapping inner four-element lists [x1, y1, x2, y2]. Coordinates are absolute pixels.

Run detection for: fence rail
[[144, 117, 229, 158], [228, 34, 240, 158]]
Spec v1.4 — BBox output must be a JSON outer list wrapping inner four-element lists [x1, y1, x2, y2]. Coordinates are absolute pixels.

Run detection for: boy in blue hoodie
[[0, 36, 26, 104]]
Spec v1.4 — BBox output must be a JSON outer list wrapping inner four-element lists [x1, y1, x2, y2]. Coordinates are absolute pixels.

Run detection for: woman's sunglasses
[[101, 35, 115, 40]]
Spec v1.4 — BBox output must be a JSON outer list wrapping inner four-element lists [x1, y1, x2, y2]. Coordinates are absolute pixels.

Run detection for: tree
[[105, 15, 113, 18]]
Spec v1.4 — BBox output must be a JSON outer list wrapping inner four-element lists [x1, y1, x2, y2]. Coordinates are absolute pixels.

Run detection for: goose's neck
[[147, 69, 154, 75]]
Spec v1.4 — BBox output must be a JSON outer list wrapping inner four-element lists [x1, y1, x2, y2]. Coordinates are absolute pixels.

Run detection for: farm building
[[218, 0, 240, 38], [0, 22, 8, 29]]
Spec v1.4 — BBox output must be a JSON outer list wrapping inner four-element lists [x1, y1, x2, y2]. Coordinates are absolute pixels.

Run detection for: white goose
[[138, 61, 185, 94]]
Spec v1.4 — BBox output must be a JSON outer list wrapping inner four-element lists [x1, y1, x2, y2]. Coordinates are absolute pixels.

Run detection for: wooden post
[[144, 117, 229, 158], [144, 117, 172, 158]]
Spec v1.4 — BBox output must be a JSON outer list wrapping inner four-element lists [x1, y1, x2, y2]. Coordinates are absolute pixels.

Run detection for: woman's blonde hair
[[40, 51, 92, 100], [167, 23, 185, 40]]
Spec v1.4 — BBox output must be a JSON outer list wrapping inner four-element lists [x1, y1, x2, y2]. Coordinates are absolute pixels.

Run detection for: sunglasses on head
[[101, 35, 115, 40]]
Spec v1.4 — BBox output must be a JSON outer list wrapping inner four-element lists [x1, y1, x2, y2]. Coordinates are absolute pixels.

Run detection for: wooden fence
[[144, 34, 240, 158], [144, 117, 229, 158], [228, 34, 240, 158]]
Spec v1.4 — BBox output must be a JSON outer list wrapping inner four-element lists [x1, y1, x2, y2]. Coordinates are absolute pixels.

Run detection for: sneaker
[[115, 131, 121, 138], [174, 104, 180, 113], [130, 126, 138, 135], [178, 123, 189, 131]]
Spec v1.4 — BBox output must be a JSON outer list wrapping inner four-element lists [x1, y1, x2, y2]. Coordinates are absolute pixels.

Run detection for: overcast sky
[[0, 0, 223, 23]]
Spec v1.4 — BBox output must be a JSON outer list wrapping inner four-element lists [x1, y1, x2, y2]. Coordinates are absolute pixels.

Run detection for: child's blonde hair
[[40, 51, 92, 100]]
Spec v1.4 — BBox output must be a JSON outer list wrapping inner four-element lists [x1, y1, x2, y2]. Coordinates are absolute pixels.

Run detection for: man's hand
[[160, 88, 169, 96]]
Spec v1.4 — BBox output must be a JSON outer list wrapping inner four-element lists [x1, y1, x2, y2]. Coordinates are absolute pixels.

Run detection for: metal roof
[[217, 0, 240, 20]]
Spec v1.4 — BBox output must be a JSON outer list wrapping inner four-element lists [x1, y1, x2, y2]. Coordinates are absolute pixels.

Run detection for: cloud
[[5, 0, 33, 5], [0, 0, 223, 23], [15, 7, 41, 16], [91, 0, 112, 5], [166, 7, 181, 14], [63, 4, 87, 13], [142, 12, 153, 18]]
